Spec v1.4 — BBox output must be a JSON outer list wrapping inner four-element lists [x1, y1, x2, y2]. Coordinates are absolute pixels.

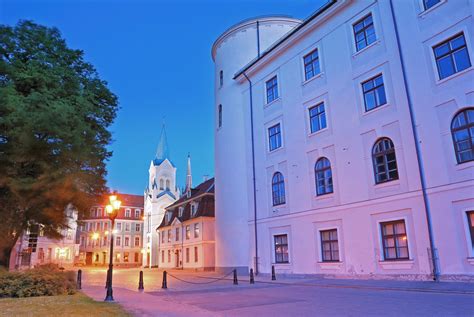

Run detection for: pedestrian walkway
[[79, 268, 474, 316]]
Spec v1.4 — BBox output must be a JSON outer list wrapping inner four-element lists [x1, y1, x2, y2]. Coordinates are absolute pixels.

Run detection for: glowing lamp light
[[92, 232, 99, 240], [140, 249, 145, 254], [106, 205, 114, 214], [112, 200, 121, 210], [109, 195, 117, 203], [104, 231, 109, 235]]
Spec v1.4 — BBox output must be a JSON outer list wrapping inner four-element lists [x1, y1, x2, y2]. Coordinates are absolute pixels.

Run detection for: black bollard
[[138, 270, 144, 291], [161, 271, 168, 289], [271, 265, 276, 281], [249, 268, 255, 284], [233, 269, 238, 285], [77, 269, 82, 290]]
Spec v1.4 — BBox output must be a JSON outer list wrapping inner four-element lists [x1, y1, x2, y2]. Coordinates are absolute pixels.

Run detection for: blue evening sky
[[1, 0, 326, 195]]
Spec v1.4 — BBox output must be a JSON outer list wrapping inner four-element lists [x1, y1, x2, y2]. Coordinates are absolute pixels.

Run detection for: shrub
[[0, 265, 77, 298]]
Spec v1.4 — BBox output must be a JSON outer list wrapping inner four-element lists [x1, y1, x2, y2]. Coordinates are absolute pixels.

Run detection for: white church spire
[[185, 153, 192, 195], [155, 122, 169, 162]]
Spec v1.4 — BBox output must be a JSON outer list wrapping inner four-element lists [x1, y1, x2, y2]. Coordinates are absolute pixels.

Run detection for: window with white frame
[[125, 223, 130, 232], [372, 138, 398, 184], [194, 246, 198, 262], [309, 103, 327, 133], [353, 14, 376, 51], [175, 227, 180, 241], [274, 234, 289, 263], [116, 222, 122, 231], [135, 209, 140, 218], [303, 48, 320, 81], [186, 225, 190, 240], [423, 0, 440, 10], [124, 236, 130, 247], [362, 74, 386, 112], [320, 229, 339, 262], [179, 207, 184, 217], [125, 208, 131, 218], [97, 208, 102, 217], [134, 236, 140, 247], [167, 229, 171, 243], [191, 203, 198, 217], [116, 236, 121, 246], [194, 223, 200, 238], [315, 157, 333, 196], [266, 76, 279, 103], [451, 108, 474, 163], [380, 220, 409, 260], [433, 33, 471, 80], [467, 211, 474, 249], [271, 172, 286, 206], [135, 223, 140, 232], [268, 123, 282, 151]]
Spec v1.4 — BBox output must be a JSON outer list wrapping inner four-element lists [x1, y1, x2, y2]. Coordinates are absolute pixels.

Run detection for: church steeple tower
[[154, 123, 170, 165], [185, 153, 192, 196]]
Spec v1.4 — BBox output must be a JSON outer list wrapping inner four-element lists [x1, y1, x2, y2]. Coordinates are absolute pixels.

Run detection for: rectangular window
[[303, 49, 320, 81], [125, 223, 130, 232], [362, 74, 386, 111], [125, 209, 131, 218], [423, 0, 440, 10], [353, 14, 376, 51], [268, 123, 282, 151], [186, 248, 190, 263], [135, 209, 140, 218], [104, 222, 108, 231], [168, 250, 171, 263], [467, 211, 474, 248], [135, 223, 140, 232], [175, 228, 180, 241], [167, 229, 171, 243], [309, 103, 327, 133], [219, 70, 223, 87], [116, 236, 121, 246], [194, 223, 200, 238], [381, 220, 409, 261], [266, 76, 279, 103], [186, 225, 191, 240], [134, 252, 139, 262], [194, 246, 198, 262], [116, 223, 122, 231], [134, 236, 140, 247], [434, 33, 471, 80], [161, 250, 165, 263], [161, 231, 165, 243], [124, 252, 129, 263], [124, 237, 130, 247], [320, 229, 339, 262], [274, 234, 289, 263]]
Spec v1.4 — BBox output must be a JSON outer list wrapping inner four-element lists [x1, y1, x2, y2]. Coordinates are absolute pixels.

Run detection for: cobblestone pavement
[[80, 267, 474, 317]]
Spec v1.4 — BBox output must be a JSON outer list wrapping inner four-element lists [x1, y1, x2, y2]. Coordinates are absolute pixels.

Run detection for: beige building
[[157, 178, 215, 270]]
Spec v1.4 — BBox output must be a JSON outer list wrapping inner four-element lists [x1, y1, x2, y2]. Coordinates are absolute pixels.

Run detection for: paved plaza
[[80, 268, 474, 316]]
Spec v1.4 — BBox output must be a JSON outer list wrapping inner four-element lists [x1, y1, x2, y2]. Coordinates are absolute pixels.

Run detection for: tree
[[0, 20, 118, 268]]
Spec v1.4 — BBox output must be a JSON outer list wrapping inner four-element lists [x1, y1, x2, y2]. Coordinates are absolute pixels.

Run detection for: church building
[[143, 125, 179, 267]]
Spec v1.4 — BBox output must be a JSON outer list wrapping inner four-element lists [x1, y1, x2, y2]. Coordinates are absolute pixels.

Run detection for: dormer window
[[191, 203, 198, 217], [166, 211, 172, 224], [187, 191, 191, 198], [178, 207, 184, 217]]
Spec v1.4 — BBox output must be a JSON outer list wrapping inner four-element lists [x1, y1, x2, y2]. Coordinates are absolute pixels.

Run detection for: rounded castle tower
[[212, 16, 301, 272]]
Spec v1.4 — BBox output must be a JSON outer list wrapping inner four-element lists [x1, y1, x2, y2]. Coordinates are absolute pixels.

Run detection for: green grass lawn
[[0, 292, 131, 317]]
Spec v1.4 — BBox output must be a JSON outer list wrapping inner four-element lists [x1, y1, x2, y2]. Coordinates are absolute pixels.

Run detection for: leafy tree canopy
[[0, 20, 118, 267]]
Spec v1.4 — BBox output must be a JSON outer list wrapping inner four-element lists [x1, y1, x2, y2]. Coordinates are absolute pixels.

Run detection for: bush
[[0, 265, 77, 298]]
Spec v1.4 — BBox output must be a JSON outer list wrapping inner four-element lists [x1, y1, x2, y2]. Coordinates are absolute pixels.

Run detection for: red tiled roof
[[96, 193, 144, 208]]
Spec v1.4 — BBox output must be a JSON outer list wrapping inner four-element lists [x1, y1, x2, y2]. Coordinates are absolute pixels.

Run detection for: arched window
[[159, 179, 164, 190], [272, 172, 286, 206], [451, 108, 474, 163], [372, 138, 398, 184], [315, 157, 333, 196], [218, 104, 222, 128], [165, 179, 170, 191]]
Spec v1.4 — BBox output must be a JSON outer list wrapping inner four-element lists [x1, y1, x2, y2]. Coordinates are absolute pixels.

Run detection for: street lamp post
[[104, 194, 121, 302]]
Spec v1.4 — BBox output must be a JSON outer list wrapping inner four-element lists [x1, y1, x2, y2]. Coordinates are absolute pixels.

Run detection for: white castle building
[[143, 125, 180, 267], [213, 0, 473, 280]]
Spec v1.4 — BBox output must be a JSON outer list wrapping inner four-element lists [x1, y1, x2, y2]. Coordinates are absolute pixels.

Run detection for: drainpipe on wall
[[388, 0, 440, 281], [256, 20, 261, 58], [243, 72, 259, 275]]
